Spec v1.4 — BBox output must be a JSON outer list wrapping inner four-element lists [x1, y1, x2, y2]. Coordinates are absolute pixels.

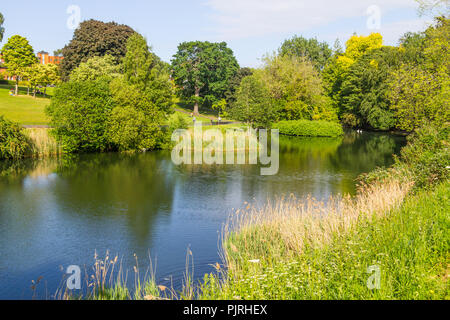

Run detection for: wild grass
[[24, 128, 62, 157], [199, 178, 449, 300]]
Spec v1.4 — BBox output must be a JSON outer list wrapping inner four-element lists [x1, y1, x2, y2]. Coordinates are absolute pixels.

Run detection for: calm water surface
[[0, 131, 405, 299]]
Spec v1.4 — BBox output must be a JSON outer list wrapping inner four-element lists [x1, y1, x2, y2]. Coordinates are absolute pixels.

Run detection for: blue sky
[[0, 0, 433, 67]]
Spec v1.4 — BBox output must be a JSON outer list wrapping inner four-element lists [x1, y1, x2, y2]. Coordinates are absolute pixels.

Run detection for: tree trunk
[[33, 86, 36, 98], [27, 87, 30, 95], [15, 79, 18, 96], [194, 87, 200, 115]]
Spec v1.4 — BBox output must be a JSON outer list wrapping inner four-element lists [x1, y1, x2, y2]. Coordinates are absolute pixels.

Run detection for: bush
[[396, 124, 449, 189], [46, 79, 115, 153], [106, 106, 162, 152], [0, 116, 31, 159], [273, 120, 344, 137]]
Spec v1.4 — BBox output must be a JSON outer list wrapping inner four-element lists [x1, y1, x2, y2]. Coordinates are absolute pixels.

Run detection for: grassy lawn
[[0, 85, 50, 125]]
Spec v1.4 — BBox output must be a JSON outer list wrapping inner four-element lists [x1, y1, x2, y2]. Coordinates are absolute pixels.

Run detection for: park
[[0, 0, 448, 302]]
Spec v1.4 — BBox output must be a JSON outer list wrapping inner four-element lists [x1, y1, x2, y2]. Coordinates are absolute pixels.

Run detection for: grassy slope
[[0, 85, 50, 125], [200, 181, 449, 300]]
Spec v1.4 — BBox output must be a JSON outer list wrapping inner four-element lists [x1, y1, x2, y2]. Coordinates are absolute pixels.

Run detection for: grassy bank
[[199, 179, 449, 300], [273, 120, 344, 138], [0, 85, 51, 125]]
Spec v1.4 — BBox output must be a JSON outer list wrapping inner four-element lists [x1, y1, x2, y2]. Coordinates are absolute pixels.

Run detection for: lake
[[0, 131, 406, 299]]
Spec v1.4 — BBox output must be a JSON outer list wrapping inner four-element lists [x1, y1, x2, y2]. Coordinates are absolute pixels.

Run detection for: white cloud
[[204, 0, 421, 39]]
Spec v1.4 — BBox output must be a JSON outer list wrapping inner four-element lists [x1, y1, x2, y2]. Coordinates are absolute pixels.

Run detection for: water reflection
[[0, 131, 406, 299]]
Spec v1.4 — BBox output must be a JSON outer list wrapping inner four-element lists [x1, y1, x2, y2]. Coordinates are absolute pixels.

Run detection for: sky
[[0, 0, 434, 68]]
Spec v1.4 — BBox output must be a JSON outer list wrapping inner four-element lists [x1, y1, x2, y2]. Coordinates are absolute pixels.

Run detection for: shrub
[[45, 79, 115, 153], [273, 120, 344, 137], [0, 116, 31, 159], [106, 106, 162, 152], [396, 124, 449, 189]]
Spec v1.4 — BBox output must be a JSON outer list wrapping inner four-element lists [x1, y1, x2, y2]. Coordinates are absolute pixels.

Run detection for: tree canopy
[[1, 35, 37, 94], [171, 41, 239, 115], [60, 19, 135, 80], [279, 36, 332, 71], [70, 55, 121, 81]]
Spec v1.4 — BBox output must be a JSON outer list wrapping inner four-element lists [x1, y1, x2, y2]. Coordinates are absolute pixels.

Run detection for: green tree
[[279, 36, 332, 71], [231, 74, 278, 128], [60, 19, 135, 80], [0, 12, 4, 42], [105, 34, 176, 152], [259, 54, 336, 121], [70, 55, 121, 81], [224, 67, 253, 109], [171, 41, 239, 115], [340, 46, 403, 130], [1, 35, 37, 95], [46, 79, 115, 153], [389, 17, 450, 131], [323, 33, 384, 118]]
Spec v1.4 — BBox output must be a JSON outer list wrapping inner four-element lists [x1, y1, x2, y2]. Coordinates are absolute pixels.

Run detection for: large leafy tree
[[1, 35, 37, 95], [279, 36, 332, 71], [0, 12, 4, 42], [340, 46, 402, 130], [224, 67, 253, 109], [106, 34, 176, 151], [323, 33, 383, 118], [60, 19, 135, 80], [171, 41, 239, 115], [259, 54, 336, 121], [230, 74, 277, 128]]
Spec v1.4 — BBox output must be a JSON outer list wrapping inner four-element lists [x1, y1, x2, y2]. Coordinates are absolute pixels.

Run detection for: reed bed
[[24, 128, 63, 157]]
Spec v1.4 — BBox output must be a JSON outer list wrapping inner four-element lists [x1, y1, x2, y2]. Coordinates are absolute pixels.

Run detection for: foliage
[[323, 33, 383, 120], [46, 79, 115, 153], [389, 17, 450, 131], [1, 35, 37, 94], [60, 19, 135, 80], [24, 63, 60, 97], [70, 55, 121, 81], [259, 54, 337, 121], [171, 41, 239, 114], [0, 12, 4, 42], [340, 46, 402, 130], [273, 120, 344, 137], [224, 67, 253, 109], [396, 124, 449, 189], [230, 74, 277, 128], [279, 35, 332, 71], [0, 115, 31, 159]]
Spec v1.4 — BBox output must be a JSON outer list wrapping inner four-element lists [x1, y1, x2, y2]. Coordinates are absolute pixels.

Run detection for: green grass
[[0, 85, 50, 125], [273, 120, 344, 137], [199, 180, 449, 300]]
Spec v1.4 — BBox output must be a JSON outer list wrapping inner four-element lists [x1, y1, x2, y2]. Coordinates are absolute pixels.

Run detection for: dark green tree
[[171, 41, 239, 115], [224, 67, 253, 108], [340, 46, 403, 130], [60, 19, 135, 80], [279, 36, 333, 71]]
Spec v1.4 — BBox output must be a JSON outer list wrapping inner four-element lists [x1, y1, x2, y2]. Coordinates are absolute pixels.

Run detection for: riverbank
[[198, 179, 449, 299]]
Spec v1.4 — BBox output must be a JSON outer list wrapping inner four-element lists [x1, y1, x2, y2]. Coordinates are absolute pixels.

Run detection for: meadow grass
[[0, 85, 50, 125], [198, 179, 449, 300]]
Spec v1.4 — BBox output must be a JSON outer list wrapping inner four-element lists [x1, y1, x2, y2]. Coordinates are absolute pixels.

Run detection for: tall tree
[[60, 19, 135, 80], [1, 35, 37, 95], [340, 46, 402, 130], [279, 36, 332, 71], [171, 41, 239, 115], [0, 12, 5, 42]]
